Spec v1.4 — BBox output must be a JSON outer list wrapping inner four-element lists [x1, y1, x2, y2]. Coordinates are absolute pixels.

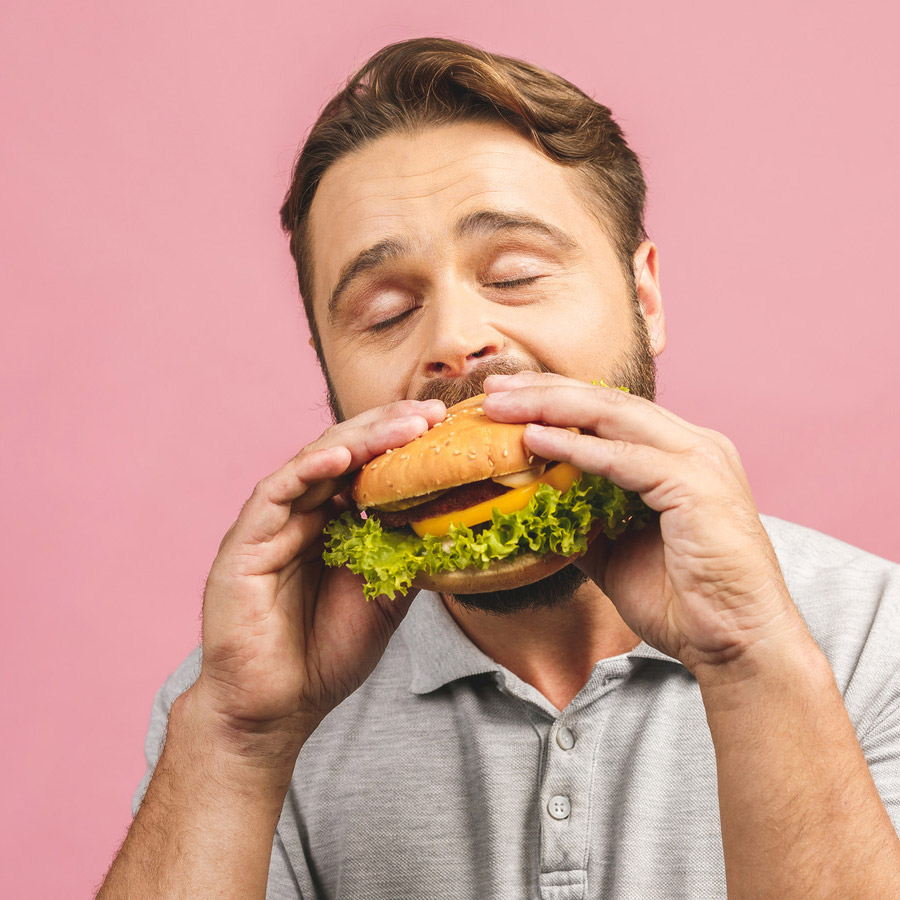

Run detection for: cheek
[[323, 337, 412, 419], [515, 300, 632, 380]]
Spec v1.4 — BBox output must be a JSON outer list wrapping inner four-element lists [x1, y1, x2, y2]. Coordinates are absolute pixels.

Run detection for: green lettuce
[[322, 474, 650, 601]]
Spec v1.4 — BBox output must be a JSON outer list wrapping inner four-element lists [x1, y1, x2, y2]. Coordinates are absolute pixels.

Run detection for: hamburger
[[322, 394, 649, 600]]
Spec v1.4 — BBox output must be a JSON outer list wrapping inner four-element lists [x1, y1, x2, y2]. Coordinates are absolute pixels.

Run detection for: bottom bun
[[411, 549, 581, 594]]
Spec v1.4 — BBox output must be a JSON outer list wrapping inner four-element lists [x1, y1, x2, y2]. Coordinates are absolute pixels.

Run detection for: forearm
[[97, 685, 304, 900], [697, 629, 900, 899]]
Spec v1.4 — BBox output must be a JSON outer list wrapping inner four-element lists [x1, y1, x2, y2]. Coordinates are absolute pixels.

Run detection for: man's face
[[307, 120, 665, 613], [307, 120, 665, 421]]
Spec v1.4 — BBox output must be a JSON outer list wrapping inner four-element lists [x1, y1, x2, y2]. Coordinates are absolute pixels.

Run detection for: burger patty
[[370, 478, 512, 529]]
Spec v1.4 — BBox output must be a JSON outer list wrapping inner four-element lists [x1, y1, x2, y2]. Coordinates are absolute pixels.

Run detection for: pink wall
[[2, 1, 897, 894]]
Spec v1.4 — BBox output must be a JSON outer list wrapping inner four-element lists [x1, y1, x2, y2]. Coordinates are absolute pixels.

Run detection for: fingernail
[[484, 390, 510, 401], [526, 422, 545, 432]]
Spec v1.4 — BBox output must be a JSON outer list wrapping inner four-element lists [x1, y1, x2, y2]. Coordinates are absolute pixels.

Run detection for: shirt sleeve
[[131, 645, 303, 897], [861, 692, 900, 835], [764, 517, 900, 835], [267, 830, 304, 899], [131, 645, 202, 816], [843, 563, 900, 836]]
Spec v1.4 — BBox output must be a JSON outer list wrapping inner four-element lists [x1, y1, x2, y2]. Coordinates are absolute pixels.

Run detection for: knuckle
[[251, 474, 275, 501], [687, 437, 736, 481], [603, 387, 650, 406], [718, 433, 741, 461], [215, 522, 237, 556], [315, 423, 339, 445], [385, 399, 424, 417], [298, 424, 340, 459], [690, 440, 723, 467], [601, 385, 631, 406], [705, 429, 741, 464]]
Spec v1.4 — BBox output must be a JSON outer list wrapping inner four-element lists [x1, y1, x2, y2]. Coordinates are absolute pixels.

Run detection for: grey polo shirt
[[134, 516, 900, 899]]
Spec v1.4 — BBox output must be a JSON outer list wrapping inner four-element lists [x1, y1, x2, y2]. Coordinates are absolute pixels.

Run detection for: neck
[[441, 578, 639, 711]]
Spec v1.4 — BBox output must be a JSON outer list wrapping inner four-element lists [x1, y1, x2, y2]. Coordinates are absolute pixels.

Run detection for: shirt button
[[556, 726, 575, 750], [547, 795, 571, 820]]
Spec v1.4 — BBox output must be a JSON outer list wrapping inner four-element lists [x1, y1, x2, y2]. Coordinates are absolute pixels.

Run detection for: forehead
[[306, 121, 608, 315]]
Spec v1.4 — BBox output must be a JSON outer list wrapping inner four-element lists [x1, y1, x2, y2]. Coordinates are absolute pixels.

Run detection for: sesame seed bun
[[352, 394, 540, 509]]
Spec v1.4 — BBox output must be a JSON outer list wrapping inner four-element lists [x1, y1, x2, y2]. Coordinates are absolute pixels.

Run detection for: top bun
[[353, 394, 540, 508]]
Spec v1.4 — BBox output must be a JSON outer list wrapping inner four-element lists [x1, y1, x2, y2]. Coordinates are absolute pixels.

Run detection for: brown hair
[[280, 37, 649, 358]]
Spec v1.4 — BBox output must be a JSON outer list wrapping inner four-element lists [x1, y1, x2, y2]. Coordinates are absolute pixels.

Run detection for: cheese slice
[[411, 463, 580, 537]]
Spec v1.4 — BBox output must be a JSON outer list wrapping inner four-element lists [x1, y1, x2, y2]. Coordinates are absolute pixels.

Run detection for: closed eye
[[490, 276, 541, 289], [370, 307, 416, 332], [369, 276, 542, 332]]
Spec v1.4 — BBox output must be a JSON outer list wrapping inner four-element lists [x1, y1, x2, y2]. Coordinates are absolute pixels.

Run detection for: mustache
[[414, 358, 553, 408]]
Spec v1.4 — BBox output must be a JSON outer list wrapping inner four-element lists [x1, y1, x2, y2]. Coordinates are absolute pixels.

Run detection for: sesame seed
[[502, 449, 508, 457], [527, 455, 535, 464], [400, 454, 408, 460], [386, 448, 393, 454], [468, 450, 477, 459], [453, 449, 461, 456]]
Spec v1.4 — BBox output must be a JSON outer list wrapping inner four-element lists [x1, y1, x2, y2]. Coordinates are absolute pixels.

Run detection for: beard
[[325, 290, 657, 616]]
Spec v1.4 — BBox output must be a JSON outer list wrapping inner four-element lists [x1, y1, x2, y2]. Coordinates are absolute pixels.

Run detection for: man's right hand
[[96, 400, 446, 900], [188, 397, 447, 762]]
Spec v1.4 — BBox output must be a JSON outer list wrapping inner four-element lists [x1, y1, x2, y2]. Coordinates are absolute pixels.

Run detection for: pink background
[[2, 1, 897, 894]]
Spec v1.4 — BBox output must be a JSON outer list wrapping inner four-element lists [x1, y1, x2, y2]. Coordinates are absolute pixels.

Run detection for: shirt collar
[[400, 591, 682, 696], [401, 591, 500, 694]]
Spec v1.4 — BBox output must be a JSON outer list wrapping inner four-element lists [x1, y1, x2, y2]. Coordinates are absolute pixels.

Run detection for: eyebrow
[[326, 209, 579, 323]]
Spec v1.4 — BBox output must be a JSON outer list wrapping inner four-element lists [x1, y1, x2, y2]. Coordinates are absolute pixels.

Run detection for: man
[[97, 38, 900, 898]]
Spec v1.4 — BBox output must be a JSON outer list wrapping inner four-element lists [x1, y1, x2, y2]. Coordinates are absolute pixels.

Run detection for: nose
[[420, 294, 504, 379]]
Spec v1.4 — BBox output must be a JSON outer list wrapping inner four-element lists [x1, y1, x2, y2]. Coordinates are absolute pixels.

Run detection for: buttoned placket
[[537, 657, 632, 900]]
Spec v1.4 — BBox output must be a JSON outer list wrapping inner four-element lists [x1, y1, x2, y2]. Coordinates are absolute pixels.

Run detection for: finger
[[292, 398, 447, 515], [484, 373, 706, 439], [240, 494, 346, 586], [328, 397, 447, 431], [265, 445, 353, 507], [483, 384, 702, 453], [233, 400, 446, 550], [295, 413, 447, 514], [521, 424, 677, 510], [235, 446, 353, 546], [264, 407, 442, 516], [305, 399, 446, 470], [483, 371, 577, 393], [484, 370, 670, 398], [237, 405, 447, 548]]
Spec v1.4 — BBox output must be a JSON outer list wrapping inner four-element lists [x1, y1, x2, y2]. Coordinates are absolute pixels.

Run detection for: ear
[[633, 241, 666, 357]]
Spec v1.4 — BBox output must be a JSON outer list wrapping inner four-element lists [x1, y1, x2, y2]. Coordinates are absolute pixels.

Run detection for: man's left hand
[[482, 371, 808, 675]]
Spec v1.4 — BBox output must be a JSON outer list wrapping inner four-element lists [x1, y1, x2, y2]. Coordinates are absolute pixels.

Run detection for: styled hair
[[280, 37, 648, 357]]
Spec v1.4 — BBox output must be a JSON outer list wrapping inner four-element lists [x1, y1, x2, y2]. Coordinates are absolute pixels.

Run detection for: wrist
[[692, 618, 832, 714], [171, 680, 313, 805]]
